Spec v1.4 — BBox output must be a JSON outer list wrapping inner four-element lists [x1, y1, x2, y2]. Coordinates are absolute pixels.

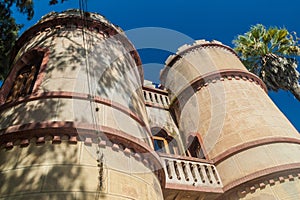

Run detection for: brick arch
[[0, 48, 48, 105]]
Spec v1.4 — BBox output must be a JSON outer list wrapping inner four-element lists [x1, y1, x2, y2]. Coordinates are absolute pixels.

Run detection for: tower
[[0, 10, 163, 199], [161, 40, 300, 199]]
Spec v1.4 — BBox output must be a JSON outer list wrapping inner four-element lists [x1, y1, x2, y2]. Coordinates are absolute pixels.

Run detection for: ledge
[[169, 69, 267, 112], [0, 91, 150, 134], [0, 121, 165, 186], [213, 137, 300, 165]]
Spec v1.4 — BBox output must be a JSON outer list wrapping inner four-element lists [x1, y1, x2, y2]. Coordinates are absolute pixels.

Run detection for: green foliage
[[233, 24, 300, 101], [0, 0, 65, 80]]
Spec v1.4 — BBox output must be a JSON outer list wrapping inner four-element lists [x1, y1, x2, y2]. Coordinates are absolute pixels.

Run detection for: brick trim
[[0, 48, 49, 105], [10, 13, 143, 82], [0, 121, 165, 187], [213, 137, 300, 164], [0, 91, 150, 133], [222, 163, 300, 192], [169, 69, 267, 112], [165, 43, 239, 68]]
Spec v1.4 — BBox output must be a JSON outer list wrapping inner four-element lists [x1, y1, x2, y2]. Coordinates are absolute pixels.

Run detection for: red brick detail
[[10, 14, 143, 82], [36, 136, 45, 144], [134, 153, 141, 161], [213, 137, 300, 164], [223, 163, 300, 192], [0, 48, 49, 105], [112, 143, 120, 151], [164, 43, 239, 68], [288, 174, 294, 181], [5, 142, 13, 149], [20, 139, 29, 147], [169, 69, 267, 112], [0, 91, 150, 135], [98, 140, 106, 147], [32, 50, 50, 94], [52, 135, 61, 144], [84, 137, 93, 146], [69, 136, 78, 144], [269, 179, 275, 185], [124, 147, 132, 156], [279, 176, 285, 182], [259, 182, 266, 188], [0, 120, 166, 187]]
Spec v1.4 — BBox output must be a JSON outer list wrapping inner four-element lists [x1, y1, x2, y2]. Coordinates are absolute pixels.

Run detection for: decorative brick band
[[169, 69, 267, 111], [213, 137, 300, 165], [164, 43, 239, 68], [221, 163, 300, 194], [0, 48, 49, 105], [0, 121, 165, 185], [10, 12, 143, 82], [0, 91, 150, 133]]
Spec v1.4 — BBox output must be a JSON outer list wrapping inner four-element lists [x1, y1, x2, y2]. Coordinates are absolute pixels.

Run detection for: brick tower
[[0, 10, 163, 199], [161, 40, 300, 199]]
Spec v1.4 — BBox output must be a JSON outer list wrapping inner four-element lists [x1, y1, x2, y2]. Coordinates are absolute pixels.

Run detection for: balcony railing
[[143, 88, 170, 109], [160, 154, 223, 189]]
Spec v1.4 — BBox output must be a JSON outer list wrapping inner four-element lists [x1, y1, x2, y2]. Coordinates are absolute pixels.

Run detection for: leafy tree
[[233, 24, 300, 101], [0, 0, 66, 80]]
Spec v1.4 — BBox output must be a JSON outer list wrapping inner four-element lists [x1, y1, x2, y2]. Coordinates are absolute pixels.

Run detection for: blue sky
[[10, 0, 300, 131]]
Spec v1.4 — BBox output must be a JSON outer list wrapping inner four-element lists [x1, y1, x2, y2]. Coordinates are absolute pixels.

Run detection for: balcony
[[159, 154, 223, 199], [143, 87, 170, 109]]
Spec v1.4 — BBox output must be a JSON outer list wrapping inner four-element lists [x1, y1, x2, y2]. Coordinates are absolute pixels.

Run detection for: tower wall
[[0, 10, 163, 199], [160, 40, 300, 199]]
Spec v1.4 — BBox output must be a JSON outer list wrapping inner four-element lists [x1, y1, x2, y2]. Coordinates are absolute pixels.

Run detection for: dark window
[[6, 53, 42, 103], [151, 127, 179, 155], [153, 136, 168, 153], [186, 136, 206, 159]]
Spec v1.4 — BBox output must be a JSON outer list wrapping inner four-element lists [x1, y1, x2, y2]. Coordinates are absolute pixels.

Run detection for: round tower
[[161, 40, 300, 199], [0, 10, 163, 199]]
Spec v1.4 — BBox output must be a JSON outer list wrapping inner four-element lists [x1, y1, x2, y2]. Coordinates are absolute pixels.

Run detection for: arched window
[[6, 52, 43, 103], [186, 135, 206, 159], [151, 127, 179, 155]]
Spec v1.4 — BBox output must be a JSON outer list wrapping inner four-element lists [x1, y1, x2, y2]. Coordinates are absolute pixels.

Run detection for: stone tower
[[0, 10, 163, 199], [161, 40, 300, 199]]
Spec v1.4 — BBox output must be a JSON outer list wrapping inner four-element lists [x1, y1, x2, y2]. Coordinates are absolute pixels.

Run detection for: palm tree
[[233, 24, 300, 101]]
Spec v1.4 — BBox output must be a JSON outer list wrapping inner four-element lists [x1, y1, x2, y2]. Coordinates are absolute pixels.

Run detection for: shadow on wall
[[0, 21, 152, 199], [0, 141, 97, 199]]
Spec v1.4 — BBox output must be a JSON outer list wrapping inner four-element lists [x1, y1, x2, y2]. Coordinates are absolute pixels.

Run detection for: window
[[186, 135, 206, 159], [6, 52, 43, 103], [151, 127, 179, 155], [153, 136, 168, 153]]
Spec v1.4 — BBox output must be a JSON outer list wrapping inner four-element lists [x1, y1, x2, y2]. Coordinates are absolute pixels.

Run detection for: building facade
[[1, 10, 300, 199]]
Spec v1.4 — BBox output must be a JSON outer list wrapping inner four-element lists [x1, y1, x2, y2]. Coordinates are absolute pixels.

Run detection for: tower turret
[[0, 10, 163, 199], [161, 40, 300, 199]]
